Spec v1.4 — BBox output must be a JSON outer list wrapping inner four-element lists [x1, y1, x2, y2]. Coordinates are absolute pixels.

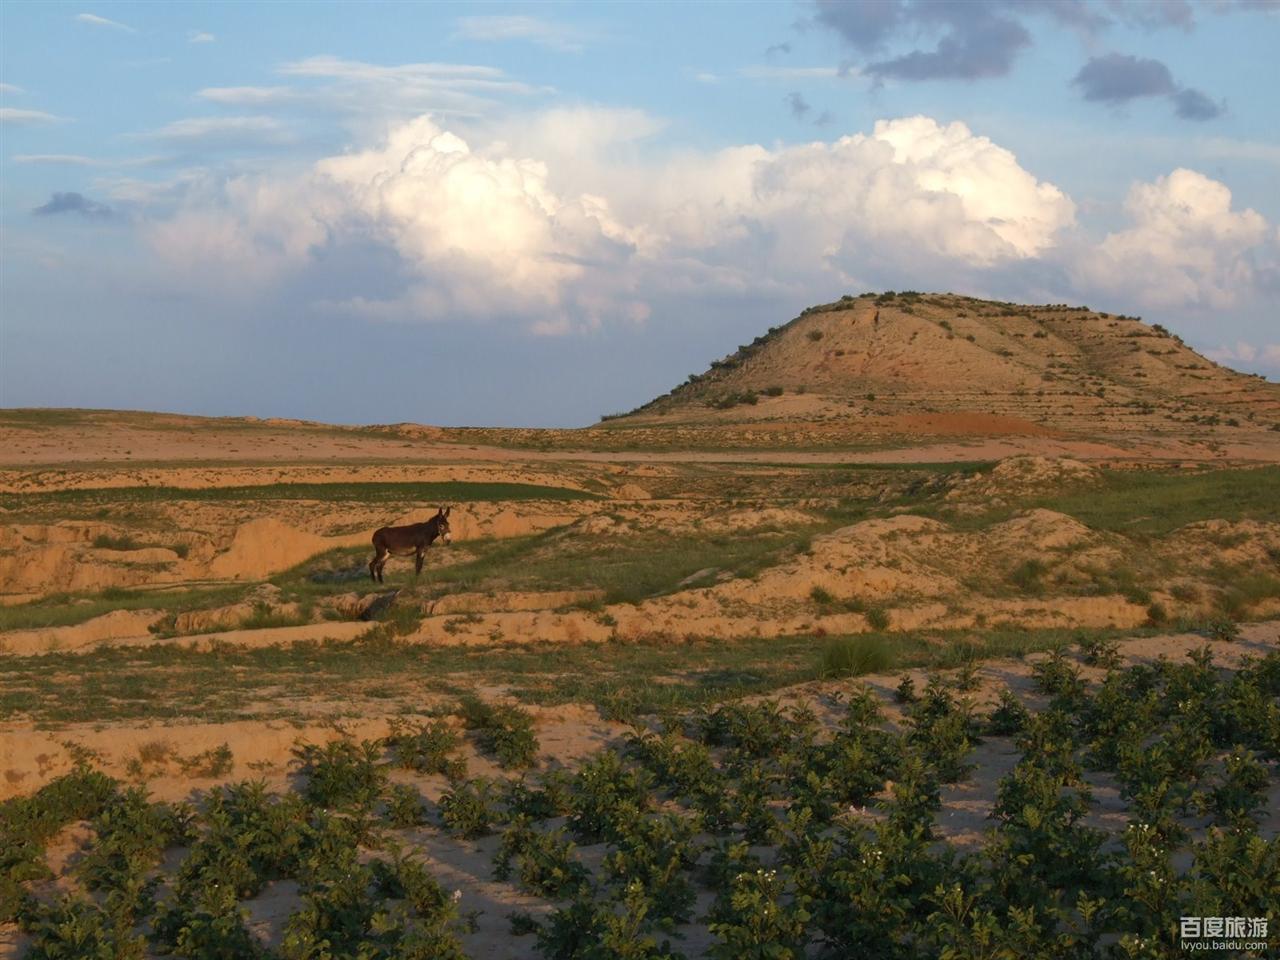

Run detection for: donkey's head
[[435, 506, 452, 544]]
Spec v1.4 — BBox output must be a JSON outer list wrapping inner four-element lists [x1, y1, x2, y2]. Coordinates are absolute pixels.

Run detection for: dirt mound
[[0, 522, 187, 597], [611, 483, 652, 500], [206, 518, 337, 580], [0, 609, 165, 656], [393, 504, 589, 542], [947, 456, 1101, 503], [986, 509, 1096, 551], [171, 584, 300, 633], [0, 522, 113, 549]]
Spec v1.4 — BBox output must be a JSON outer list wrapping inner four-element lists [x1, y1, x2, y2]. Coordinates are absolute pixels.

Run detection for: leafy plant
[[459, 696, 540, 769], [1205, 617, 1240, 642], [706, 867, 810, 960], [494, 815, 589, 898], [294, 739, 387, 811], [438, 778, 503, 840], [568, 751, 654, 844], [387, 719, 467, 778]]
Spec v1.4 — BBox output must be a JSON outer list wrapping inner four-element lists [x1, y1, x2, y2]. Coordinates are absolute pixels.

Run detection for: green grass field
[[0, 623, 1164, 727], [0, 480, 601, 510]]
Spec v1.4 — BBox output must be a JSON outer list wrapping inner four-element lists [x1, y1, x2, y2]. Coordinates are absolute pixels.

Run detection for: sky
[[1, 1, 1278, 427]]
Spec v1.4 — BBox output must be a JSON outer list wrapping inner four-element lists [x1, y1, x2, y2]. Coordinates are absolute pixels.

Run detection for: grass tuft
[[820, 635, 893, 678]]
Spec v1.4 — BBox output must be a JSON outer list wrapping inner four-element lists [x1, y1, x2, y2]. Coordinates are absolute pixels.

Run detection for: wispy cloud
[[786, 91, 812, 120], [1190, 136, 1280, 163], [1205, 341, 1280, 375], [739, 65, 843, 80], [0, 82, 24, 95], [14, 152, 170, 167], [279, 56, 520, 85], [32, 191, 118, 220], [196, 86, 300, 106], [148, 115, 294, 148], [197, 56, 552, 123], [188, 30, 215, 44], [454, 15, 590, 52], [785, 91, 834, 126], [75, 12, 136, 32], [0, 107, 63, 124], [13, 153, 98, 165]]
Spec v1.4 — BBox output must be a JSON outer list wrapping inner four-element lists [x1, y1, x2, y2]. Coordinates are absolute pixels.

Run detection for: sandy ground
[[7, 430, 1280, 472]]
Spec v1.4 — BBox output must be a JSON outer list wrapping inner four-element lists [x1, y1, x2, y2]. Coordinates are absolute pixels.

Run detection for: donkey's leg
[[369, 547, 384, 582], [414, 546, 424, 577]]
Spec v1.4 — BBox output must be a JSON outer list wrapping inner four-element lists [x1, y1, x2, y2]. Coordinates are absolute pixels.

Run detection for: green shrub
[[1209, 747, 1271, 825], [894, 674, 918, 704], [865, 606, 891, 631], [821, 636, 892, 678], [1205, 617, 1240, 642], [493, 815, 588, 898], [294, 740, 386, 811], [438, 778, 503, 839], [388, 719, 466, 777], [1077, 634, 1122, 669], [92, 534, 142, 551], [986, 688, 1031, 736], [385, 784, 428, 828], [458, 696, 539, 769], [568, 751, 654, 844], [1008, 558, 1048, 594]]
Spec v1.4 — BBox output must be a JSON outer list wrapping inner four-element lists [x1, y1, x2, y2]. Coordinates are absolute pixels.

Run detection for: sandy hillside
[[608, 292, 1280, 455]]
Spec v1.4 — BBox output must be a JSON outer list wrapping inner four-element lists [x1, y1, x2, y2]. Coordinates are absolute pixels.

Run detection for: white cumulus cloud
[[134, 113, 1077, 332], [1073, 168, 1273, 308]]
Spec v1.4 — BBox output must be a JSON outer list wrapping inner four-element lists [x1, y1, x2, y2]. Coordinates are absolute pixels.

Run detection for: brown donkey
[[369, 506, 452, 583]]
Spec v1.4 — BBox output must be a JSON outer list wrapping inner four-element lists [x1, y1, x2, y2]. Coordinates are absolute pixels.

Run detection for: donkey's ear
[[443, 506, 451, 517]]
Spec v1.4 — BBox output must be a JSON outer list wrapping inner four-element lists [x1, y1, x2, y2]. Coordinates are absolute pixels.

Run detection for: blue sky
[[2, 1, 1278, 426]]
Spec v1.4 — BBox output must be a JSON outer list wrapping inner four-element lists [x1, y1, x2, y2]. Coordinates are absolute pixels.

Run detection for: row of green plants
[[3, 644, 1277, 958]]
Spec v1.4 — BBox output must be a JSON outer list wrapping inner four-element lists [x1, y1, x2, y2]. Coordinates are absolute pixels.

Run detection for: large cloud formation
[[145, 113, 1076, 331], [1073, 168, 1273, 308]]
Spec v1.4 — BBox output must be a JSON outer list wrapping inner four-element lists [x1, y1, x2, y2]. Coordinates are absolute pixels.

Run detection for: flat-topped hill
[[607, 292, 1280, 442]]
